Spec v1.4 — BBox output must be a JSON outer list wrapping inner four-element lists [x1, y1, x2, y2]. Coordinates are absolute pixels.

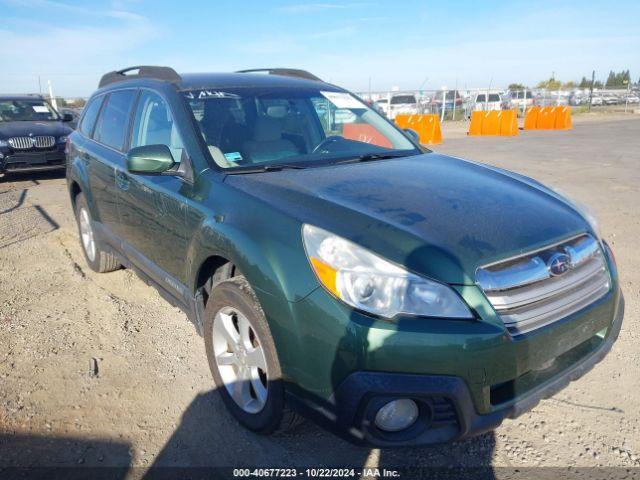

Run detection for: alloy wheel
[[212, 306, 269, 414], [79, 208, 96, 262]]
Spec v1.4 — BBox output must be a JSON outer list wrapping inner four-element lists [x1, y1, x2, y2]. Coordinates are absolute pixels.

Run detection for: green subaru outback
[[66, 66, 624, 446]]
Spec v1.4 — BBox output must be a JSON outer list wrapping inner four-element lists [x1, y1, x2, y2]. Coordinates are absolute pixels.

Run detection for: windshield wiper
[[225, 163, 308, 174], [334, 152, 409, 165]]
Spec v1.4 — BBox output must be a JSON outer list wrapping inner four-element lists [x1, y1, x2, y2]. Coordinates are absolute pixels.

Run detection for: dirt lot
[[1, 116, 639, 476]]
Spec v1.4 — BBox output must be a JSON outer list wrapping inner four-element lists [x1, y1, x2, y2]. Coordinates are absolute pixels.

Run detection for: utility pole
[[38, 76, 42, 95], [452, 78, 458, 121], [588, 70, 595, 112]]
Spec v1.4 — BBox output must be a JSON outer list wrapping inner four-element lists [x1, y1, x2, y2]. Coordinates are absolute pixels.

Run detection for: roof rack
[[236, 68, 322, 82], [98, 66, 181, 88]]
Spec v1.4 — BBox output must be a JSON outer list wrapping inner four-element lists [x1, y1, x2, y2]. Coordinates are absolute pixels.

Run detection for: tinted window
[[79, 96, 104, 136], [513, 91, 533, 99], [131, 91, 185, 162], [94, 90, 136, 150], [476, 94, 501, 102]]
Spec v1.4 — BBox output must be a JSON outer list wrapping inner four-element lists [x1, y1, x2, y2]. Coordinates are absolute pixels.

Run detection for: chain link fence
[[358, 86, 640, 121]]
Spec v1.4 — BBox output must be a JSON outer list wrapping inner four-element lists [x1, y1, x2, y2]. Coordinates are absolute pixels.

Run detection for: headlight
[[0, 139, 7, 147], [302, 224, 473, 319], [57, 136, 68, 143]]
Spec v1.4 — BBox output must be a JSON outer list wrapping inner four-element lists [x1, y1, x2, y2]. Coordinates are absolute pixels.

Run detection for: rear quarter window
[[79, 96, 104, 137], [93, 90, 137, 150]]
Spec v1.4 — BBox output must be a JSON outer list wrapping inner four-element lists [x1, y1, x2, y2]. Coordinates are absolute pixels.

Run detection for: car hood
[[225, 154, 590, 285], [0, 121, 72, 139]]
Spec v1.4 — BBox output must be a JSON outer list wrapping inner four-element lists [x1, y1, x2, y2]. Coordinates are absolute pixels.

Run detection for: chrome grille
[[8, 136, 55, 150], [476, 234, 610, 336]]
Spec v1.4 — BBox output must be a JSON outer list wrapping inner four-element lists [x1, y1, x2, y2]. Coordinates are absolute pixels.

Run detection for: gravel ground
[[0, 116, 639, 477]]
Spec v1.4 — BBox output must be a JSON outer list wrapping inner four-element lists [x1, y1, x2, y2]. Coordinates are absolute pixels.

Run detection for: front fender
[[186, 214, 318, 303], [186, 208, 322, 384]]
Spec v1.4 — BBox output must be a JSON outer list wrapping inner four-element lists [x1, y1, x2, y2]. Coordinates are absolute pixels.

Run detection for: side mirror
[[62, 113, 74, 122], [126, 144, 176, 174], [403, 128, 420, 143]]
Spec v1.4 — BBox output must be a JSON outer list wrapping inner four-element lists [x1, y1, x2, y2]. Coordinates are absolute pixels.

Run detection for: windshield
[[183, 87, 419, 171], [476, 94, 501, 102], [390, 95, 417, 105], [513, 91, 533, 99], [0, 99, 60, 122]]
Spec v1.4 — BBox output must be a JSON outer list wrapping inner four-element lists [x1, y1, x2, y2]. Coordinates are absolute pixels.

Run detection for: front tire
[[204, 276, 300, 433], [74, 193, 120, 273]]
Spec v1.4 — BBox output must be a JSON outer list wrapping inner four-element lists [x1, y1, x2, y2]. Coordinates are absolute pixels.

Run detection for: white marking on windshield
[[183, 90, 241, 100]]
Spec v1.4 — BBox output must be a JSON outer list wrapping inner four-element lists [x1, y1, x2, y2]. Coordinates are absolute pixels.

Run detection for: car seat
[[242, 116, 298, 163]]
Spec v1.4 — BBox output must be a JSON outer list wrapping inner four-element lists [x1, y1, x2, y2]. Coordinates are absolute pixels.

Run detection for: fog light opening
[[374, 398, 419, 432]]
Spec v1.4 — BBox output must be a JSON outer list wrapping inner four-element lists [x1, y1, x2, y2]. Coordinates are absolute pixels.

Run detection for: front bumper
[[286, 293, 624, 447], [0, 145, 66, 174]]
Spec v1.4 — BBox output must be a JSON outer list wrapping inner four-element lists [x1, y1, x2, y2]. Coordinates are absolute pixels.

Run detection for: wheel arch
[[187, 218, 319, 386], [69, 180, 82, 207], [67, 158, 99, 220]]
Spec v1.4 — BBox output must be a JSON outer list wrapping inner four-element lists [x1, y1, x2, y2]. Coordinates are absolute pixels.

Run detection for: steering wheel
[[312, 135, 344, 154]]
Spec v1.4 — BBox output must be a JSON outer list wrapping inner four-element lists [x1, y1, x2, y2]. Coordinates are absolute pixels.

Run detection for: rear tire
[[74, 193, 120, 273], [204, 276, 301, 434]]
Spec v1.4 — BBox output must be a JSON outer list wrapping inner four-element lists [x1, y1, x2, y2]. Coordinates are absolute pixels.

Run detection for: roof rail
[[98, 66, 181, 88], [236, 68, 322, 82]]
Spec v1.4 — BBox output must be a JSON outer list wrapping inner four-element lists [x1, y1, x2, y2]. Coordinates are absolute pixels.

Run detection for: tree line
[[508, 70, 636, 91]]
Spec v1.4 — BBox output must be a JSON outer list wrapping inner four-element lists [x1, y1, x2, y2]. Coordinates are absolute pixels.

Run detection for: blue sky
[[1, 0, 639, 97]]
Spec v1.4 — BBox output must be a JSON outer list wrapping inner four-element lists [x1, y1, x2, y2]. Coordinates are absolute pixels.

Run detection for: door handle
[[115, 171, 130, 191]]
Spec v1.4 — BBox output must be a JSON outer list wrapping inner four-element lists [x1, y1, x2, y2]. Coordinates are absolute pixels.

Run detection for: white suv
[[388, 94, 420, 119]]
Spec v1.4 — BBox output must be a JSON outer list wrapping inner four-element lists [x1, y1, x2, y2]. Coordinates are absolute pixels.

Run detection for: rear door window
[[94, 90, 137, 150], [79, 96, 104, 137]]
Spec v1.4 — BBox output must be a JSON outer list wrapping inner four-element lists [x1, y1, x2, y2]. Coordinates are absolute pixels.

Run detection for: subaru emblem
[[548, 252, 571, 276]]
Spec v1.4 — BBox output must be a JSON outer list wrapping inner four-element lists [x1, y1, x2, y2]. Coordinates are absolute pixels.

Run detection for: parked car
[[535, 92, 569, 106], [624, 94, 640, 104], [506, 90, 535, 109], [432, 90, 463, 113], [602, 94, 619, 105], [0, 94, 74, 177], [569, 93, 588, 106], [67, 65, 624, 447], [388, 93, 420, 119], [591, 94, 604, 106], [471, 93, 502, 112], [373, 98, 389, 116]]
